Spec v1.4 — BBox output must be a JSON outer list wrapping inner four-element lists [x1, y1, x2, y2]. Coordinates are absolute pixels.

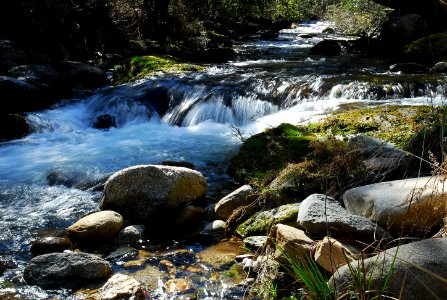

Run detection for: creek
[[0, 21, 446, 299]]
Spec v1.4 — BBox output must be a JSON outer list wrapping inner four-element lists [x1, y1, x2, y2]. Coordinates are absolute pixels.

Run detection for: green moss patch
[[227, 123, 317, 184], [308, 105, 436, 148], [114, 55, 205, 84], [236, 203, 299, 238]]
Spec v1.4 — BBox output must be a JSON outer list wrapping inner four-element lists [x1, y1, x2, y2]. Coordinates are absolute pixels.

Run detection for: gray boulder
[[343, 176, 447, 235], [100, 165, 207, 224], [297, 194, 391, 242], [54, 61, 107, 89], [118, 225, 145, 246], [24, 252, 112, 289], [431, 61, 447, 73], [330, 238, 447, 300], [8, 65, 60, 83]]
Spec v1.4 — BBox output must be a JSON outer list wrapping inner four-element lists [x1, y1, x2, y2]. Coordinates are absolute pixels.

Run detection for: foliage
[[282, 251, 336, 300], [323, 0, 388, 35]]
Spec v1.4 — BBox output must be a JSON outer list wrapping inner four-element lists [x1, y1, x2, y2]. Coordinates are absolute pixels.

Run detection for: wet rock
[[314, 237, 359, 273], [0, 259, 17, 275], [23, 252, 112, 289], [236, 203, 300, 238], [162, 160, 196, 170], [298, 34, 313, 39], [404, 32, 447, 63], [93, 114, 116, 129], [0, 76, 44, 113], [100, 165, 207, 226], [330, 238, 447, 300], [30, 237, 72, 256], [46, 170, 109, 191], [164, 278, 196, 295], [175, 205, 206, 229], [431, 61, 447, 73], [132, 265, 162, 290], [309, 40, 341, 56], [8, 64, 60, 83], [67, 210, 124, 243], [54, 61, 107, 89], [105, 246, 139, 261], [389, 62, 427, 73], [214, 185, 254, 219], [297, 194, 392, 242], [379, 14, 428, 49], [243, 236, 267, 251], [259, 30, 279, 40], [0, 113, 30, 141], [202, 220, 226, 234], [118, 225, 145, 246], [90, 273, 146, 300], [322, 28, 335, 34], [268, 224, 314, 263], [343, 176, 447, 236]]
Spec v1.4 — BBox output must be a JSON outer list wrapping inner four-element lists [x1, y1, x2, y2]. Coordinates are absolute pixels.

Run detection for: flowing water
[[0, 21, 446, 299]]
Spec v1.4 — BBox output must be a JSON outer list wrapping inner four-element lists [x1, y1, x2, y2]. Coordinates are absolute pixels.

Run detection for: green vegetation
[[114, 55, 205, 83], [324, 0, 388, 34], [227, 123, 317, 184]]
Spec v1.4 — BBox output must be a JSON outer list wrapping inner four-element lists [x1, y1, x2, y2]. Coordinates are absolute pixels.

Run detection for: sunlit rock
[[343, 176, 447, 236], [67, 210, 123, 243], [100, 165, 207, 225]]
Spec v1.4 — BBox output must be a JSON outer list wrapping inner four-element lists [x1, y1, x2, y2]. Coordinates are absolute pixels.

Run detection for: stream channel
[[0, 21, 446, 299]]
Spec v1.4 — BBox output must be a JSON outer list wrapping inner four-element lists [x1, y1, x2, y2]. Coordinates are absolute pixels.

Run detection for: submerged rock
[[30, 237, 72, 256], [309, 40, 341, 56], [23, 252, 112, 289]]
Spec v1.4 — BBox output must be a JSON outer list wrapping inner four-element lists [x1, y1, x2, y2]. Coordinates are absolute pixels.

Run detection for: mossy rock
[[0, 114, 30, 142], [404, 32, 447, 63], [308, 105, 435, 148], [266, 161, 325, 205], [227, 123, 316, 184], [236, 203, 299, 238], [114, 55, 205, 84]]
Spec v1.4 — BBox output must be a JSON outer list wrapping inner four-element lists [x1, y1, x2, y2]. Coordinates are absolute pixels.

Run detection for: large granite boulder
[[343, 176, 447, 236], [24, 252, 112, 289], [330, 238, 447, 300], [8, 64, 60, 83], [297, 194, 391, 242], [100, 165, 207, 225]]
